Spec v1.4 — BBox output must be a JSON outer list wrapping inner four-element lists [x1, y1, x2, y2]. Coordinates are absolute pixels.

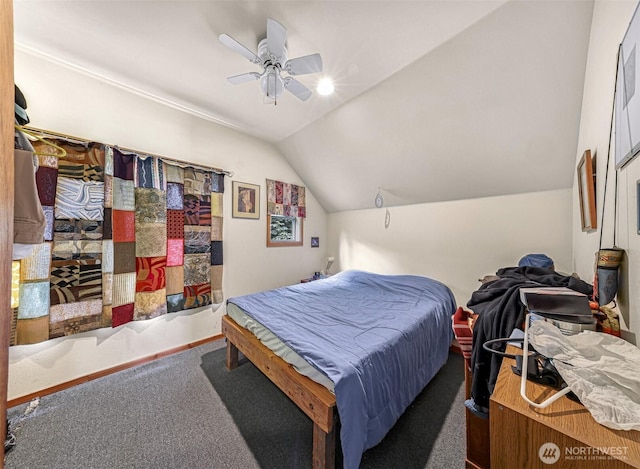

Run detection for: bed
[[222, 270, 456, 469]]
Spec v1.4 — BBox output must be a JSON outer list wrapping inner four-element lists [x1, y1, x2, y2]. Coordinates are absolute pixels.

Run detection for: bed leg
[[226, 340, 239, 370], [312, 422, 335, 469]]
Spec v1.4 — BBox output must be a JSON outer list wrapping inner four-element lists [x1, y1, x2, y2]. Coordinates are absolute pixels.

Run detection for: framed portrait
[[311, 237, 319, 248], [232, 181, 260, 219], [577, 150, 597, 232], [615, 2, 640, 169]]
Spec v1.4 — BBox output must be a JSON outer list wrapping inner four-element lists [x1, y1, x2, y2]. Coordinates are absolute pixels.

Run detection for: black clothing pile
[[467, 266, 593, 408]]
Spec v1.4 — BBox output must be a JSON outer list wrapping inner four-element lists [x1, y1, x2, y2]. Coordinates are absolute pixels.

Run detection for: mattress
[[226, 302, 335, 392]]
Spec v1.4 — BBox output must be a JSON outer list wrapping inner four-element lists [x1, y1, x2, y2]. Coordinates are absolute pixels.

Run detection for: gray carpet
[[5, 339, 466, 469]]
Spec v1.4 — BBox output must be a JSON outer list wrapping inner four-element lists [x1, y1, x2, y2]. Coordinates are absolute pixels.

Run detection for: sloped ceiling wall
[[278, 1, 594, 212]]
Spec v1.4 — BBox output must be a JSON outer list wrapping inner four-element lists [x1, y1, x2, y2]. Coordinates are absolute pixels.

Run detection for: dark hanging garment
[[14, 147, 46, 246]]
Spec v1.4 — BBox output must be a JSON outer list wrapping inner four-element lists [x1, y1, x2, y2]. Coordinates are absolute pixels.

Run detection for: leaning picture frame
[[232, 181, 260, 219], [577, 150, 597, 232]]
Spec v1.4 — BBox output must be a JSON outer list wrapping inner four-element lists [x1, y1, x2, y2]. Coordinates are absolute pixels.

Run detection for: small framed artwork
[[311, 237, 319, 248], [577, 150, 597, 232], [232, 181, 260, 219]]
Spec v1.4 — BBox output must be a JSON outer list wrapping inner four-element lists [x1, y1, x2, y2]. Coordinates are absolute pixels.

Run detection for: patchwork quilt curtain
[[266, 179, 306, 218], [11, 139, 225, 346]]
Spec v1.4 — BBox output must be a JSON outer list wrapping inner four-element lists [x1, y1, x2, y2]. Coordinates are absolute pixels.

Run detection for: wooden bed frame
[[221, 315, 338, 469]]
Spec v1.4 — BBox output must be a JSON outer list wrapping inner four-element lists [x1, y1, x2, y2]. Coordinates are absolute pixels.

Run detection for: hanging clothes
[[13, 86, 46, 259]]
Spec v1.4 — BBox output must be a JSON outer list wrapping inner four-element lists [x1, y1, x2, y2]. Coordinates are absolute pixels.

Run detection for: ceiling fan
[[219, 17, 323, 103]]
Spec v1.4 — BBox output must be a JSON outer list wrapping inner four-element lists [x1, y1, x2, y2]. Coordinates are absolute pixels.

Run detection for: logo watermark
[[538, 443, 629, 465], [539, 443, 560, 464]]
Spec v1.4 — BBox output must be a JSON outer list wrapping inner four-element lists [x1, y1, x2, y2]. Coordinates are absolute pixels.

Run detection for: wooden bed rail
[[221, 315, 338, 469]]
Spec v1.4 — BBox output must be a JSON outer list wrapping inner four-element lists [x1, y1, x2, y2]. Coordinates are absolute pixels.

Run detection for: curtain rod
[[22, 126, 233, 177]]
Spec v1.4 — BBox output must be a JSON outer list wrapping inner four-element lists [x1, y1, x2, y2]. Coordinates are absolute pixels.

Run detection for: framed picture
[[232, 181, 260, 219], [577, 150, 597, 232], [311, 237, 319, 248], [615, 2, 640, 169]]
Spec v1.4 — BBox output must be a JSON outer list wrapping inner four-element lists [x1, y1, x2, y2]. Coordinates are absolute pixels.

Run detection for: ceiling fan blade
[[284, 77, 312, 102], [219, 33, 261, 64], [285, 53, 323, 76], [227, 72, 261, 85], [267, 17, 287, 62]]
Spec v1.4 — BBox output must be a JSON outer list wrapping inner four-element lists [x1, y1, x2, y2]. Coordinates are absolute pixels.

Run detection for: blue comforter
[[227, 270, 456, 469]]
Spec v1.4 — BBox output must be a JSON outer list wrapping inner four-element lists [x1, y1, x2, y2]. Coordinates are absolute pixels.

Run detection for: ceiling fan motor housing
[[258, 38, 287, 66]]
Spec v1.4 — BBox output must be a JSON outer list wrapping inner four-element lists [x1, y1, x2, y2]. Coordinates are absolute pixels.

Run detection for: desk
[[490, 346, 640, 468]]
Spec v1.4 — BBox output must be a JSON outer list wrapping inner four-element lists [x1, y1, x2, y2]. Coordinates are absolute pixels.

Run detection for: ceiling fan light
[[317, 77, 334, 96], [261, 68, 285, 100]]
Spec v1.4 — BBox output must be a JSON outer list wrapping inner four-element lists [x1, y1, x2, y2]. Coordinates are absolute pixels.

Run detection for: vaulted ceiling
[[14, 0, 595, 212]]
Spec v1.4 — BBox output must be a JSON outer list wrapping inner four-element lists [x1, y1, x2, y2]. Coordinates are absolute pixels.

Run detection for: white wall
[[573, 0, 639, 336], [328, 189, 573, 307], [9, 49, 328, 400]]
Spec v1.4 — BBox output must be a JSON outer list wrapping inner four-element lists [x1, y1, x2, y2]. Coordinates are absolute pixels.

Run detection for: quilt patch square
[[112, 178, 135, 211], [50, 311, 102, 339], [112, 272, 136, 307], [104, 146, 114, 176], [52, 240, 102, 261], [136, 256, 167, 292], [102, 240, 114, 273], [50, 263, 80, 305], [103, 273, 113, 306], [165, 266, 184, 296], [55, 177, 104, 221], [166, 239, 184, 267], [183, 253, 210, 286], [211, 216, 223, 242], [112, 303, 134, 328], [134, 289, 167, 320], [135, 155, 166, 190], [113, 148, 135, 181], [184, 226, 211, 254], [103, 208, 113, 239], [15, 316, 50, 345], [183, 168, 208, 195], [104, 175, 113, 208], [166, 183, 184, 210], [184, 283, 212, 309], [167, 210, 184, 240], [77, 263, 103, 301], [35, 167, 58, 206], [43, 206, 55, 241], [135, 222, 167, 257], [183, 195, 200, 225], [135, 188, 167, 224], [11, 262, 20, 309], [166, 293, 185, 313], [211, 241, 223, 266], [18, 282, 50, 319], [165, 164, 184, 184], [211, 192, 223, 218], [211, 173, 224, 193], [198, 197, 211, 226], [20, 243, 51, 281], [211, 265, 223, 292], [102, 305, 112, 327], [113, 242, 136, 274], [112, 210, 135, 243]]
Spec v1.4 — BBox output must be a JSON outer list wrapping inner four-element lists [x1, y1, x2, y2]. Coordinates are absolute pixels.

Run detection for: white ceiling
[[14, 0, 595, 213]]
